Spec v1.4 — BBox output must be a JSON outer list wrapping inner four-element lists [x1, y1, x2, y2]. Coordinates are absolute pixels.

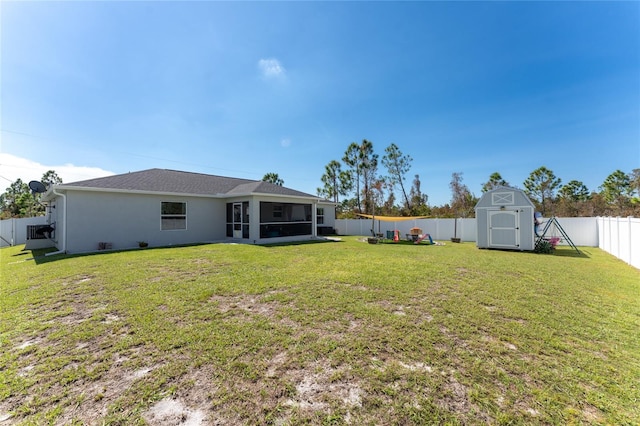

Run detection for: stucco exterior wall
[[63, 191, 225, 253], [45, 187, 330, 253], [317, 202, 336, 231]]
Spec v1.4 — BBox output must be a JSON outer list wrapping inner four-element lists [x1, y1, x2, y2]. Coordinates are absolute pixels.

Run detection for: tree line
[[316, 140, 429, 218], [316, 139, 640, 218], [1, 159, 638, 219], [0, 170, 63, 219]]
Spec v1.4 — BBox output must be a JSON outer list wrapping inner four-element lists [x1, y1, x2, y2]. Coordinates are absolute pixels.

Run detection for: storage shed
[[475, 186, 536, 251]]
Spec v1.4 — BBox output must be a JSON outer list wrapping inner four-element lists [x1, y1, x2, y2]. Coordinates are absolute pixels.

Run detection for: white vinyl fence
[[1, 215, 637, 269], [0, 216, 48, 248], [335, 217, 598, 246], [336, 218, 477, 243], [597, 216, 640, 269], [336, 216, 639, 269]]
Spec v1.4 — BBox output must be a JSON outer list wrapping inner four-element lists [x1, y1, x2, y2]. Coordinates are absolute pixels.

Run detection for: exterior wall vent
[[491, 192, 514, 206]]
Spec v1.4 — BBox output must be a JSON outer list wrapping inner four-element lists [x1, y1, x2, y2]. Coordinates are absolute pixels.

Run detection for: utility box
[[475, 187, 536, 251]]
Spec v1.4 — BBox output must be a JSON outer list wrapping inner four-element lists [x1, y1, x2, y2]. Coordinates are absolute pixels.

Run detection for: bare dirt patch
[[399, 361, 433, 373], [1, 297, 161, 425], [393, 306, 407, 316], [482, 334, 518, 351], [266, 352, 288, 378], [438, 374, 471, 414], [72, 274, 95, 284], [351, 284, 369, 291], [210, 294, 280, 318], [283, 359, 363, 411], [582, 404, 604, 423], [56, 357, 163, 424], [439, 325, 469, 349], [103, 313, 121, 324], [375, 300, 412, 317], [15, 338, 41, 350], [482, 304, 498, 312], [144, 398, 206, 426], [153, 358, 365, 425]]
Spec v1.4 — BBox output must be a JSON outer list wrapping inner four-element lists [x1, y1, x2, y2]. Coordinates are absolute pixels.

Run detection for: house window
[[161, 202, 186, 230], [317, 207, 324, 225]]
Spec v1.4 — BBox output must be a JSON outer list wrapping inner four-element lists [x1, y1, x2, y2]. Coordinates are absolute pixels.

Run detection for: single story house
[[41, 168, 336, 254]]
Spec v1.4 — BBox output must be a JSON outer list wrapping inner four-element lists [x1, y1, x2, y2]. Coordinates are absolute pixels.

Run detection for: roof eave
[[43, 185, 323, 201], [231, 191, 323, 201], [46, 185, 228, 199]]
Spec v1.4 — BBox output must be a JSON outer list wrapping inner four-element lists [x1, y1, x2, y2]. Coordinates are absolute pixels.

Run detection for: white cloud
[[0, 153, 114, 186], [258, 58, 285, 78], [280, 138, 291, 148]]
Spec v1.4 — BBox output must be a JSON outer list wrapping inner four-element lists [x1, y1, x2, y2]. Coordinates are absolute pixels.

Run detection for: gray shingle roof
[[59, 169, 317, 198]]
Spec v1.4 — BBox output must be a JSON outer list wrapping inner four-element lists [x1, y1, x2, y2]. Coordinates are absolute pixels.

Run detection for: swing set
[[534, 215, 580, 254]]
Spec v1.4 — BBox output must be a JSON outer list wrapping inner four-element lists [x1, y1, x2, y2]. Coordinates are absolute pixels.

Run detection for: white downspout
[[46, 188, 66, 256]]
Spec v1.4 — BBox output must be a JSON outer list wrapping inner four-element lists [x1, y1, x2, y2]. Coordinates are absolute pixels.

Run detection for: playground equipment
[[386, 230, 400, 242], [534, 216, 580, 254], [414, 233, 433, 245]]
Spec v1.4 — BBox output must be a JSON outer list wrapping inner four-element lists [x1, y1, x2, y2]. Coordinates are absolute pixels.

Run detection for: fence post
[[628, 216, 633, 266], [597, 217, 607, 255], [606, 217, 611, 253], [617, 217, 621, 259]]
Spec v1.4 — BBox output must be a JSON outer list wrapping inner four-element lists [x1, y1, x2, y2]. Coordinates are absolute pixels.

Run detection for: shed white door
[[488, 210, 519, 248]]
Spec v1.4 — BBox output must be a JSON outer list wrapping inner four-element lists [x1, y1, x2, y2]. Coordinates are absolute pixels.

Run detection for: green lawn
[[1, 239, 639, 425]]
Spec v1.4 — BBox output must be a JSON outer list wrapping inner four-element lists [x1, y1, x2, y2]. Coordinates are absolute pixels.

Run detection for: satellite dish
[[29, 181, 47, 194]]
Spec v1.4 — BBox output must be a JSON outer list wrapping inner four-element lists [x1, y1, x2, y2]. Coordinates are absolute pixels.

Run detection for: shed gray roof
[[57, 168, 318, 199]]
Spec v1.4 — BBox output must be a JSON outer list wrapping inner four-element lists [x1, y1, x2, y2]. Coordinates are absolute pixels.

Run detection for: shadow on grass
[[8, 247, 61, 265], [261, 238, 344, 248], [552, 247, 591, 259], [23, 243, 212, 265], [376, 239, 434, 247], [479, 246, 590, 259], [24, 238, 343, 264]]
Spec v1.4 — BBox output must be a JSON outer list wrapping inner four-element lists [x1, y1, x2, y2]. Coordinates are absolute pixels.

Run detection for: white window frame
[[317, 207, 325, 225], [161, 201, 187, 231]]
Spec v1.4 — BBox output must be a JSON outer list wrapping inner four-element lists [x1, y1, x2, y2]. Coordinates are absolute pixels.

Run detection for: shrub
[[535, 239, 553, 254]]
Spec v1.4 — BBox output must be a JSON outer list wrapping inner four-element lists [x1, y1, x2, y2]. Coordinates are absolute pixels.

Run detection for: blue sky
[[1, 1, 638, 206]]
